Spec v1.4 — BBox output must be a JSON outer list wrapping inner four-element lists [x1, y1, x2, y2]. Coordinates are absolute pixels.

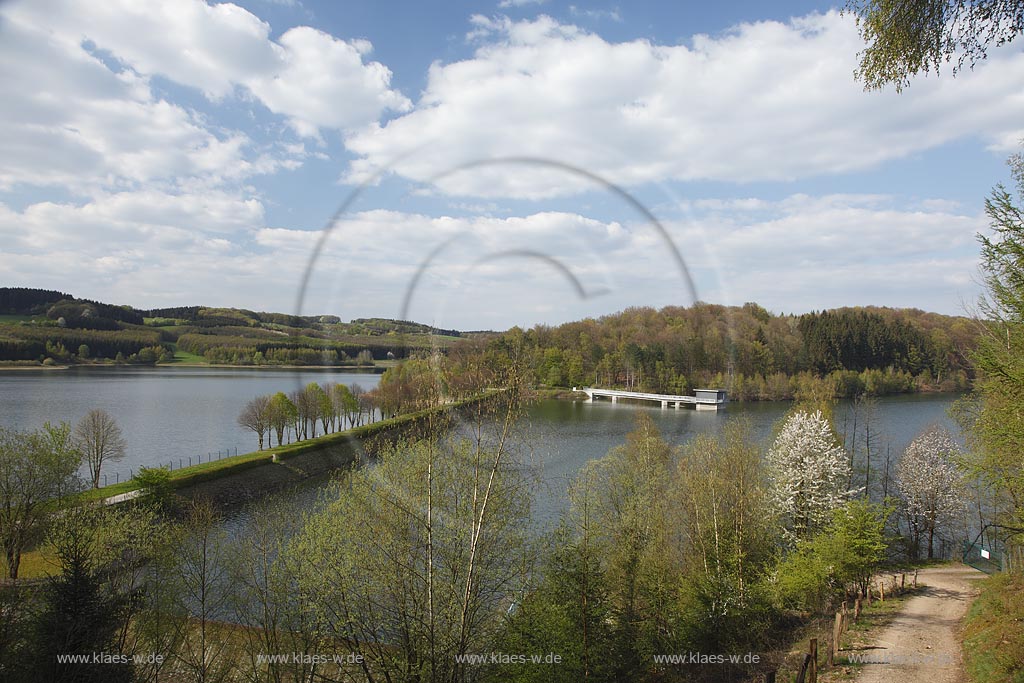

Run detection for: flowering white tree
[[896, 426, 966, 559], [767, 409, 852, 541]]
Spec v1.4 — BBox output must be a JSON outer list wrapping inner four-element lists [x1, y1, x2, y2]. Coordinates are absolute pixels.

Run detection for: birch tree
[[896, 425, 966, 559], [767, 409, 852, 541], [293, 387, 532, 683]]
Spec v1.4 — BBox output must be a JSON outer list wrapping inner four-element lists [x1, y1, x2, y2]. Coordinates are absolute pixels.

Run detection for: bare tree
[[237, 395, 271, 451], [74, 409, 127, 488]]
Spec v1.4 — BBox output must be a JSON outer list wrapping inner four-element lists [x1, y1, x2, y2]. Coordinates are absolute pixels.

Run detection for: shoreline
[[0, 362, 386, 373]]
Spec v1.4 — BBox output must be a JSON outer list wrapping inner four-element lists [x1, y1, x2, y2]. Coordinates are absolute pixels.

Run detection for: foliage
[[481, 303, 972, 396], [267, 391, 298, 447], [775, 500, 889, 612], [293, 432, 534, 683], [896, 425, 966, 559], [30, 512, 133, 683], [673, 419, 781, 656], [848, 0, 1024, 92], [161, 499, 235, 683], [0, 423, 81, 579], [498, 414, 785, 682], [964, 152, 1024, 543], [767, 410, 852, 541], [0, 287, 72, 314], [134, 466, 174, 510], [487, 532, 615, 683]]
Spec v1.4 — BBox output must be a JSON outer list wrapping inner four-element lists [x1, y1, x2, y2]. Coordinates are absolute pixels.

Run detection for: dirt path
[[851, 565, 985, 683]]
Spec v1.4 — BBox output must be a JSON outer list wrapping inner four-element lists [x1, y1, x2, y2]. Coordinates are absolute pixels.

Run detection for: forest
[[500, 303, 975, 399], [0, 288, 975, 400], [0, 289, 458, 366]]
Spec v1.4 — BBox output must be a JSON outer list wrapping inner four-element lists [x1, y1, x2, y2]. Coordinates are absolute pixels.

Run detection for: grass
[[10, 543, 59, 580], [962, 571, 1024, 683], [167, 347, 207, 364], [0, 314, 36, 323]]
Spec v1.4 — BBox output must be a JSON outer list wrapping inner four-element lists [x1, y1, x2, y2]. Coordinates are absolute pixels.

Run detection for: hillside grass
[[168, 347, 207, 364], [963, 571, 1024, 683]]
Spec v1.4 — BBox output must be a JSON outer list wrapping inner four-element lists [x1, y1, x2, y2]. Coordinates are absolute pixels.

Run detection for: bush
[[134, 466, 174, 510], [775, 500, 889, 612]]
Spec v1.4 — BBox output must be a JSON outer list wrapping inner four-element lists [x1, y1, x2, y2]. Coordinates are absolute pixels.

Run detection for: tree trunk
[[6, 543, 20, 580]]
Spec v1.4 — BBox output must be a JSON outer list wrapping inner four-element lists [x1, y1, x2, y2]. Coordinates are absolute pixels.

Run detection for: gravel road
[[851, 565, 986, 683]]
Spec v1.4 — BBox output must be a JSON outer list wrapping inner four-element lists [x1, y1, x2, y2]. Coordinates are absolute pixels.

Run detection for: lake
[[0, 367, 961, 519], [219, 388, 961, 530], [0, 366, 381, 484]]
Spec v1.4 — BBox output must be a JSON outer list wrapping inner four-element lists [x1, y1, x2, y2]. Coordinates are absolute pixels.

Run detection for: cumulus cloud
[[2, 0, 409, 138], [675, 194, 984, 314], [0, 13, 260, 193], [346, 11, 1024, 198], [1, 194, 983, 327]]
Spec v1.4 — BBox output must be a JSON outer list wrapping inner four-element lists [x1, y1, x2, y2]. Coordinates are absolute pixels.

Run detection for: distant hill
[[0, 289, 981, 396], [0, 288, 462, 366], [498, 302, 977, 399]]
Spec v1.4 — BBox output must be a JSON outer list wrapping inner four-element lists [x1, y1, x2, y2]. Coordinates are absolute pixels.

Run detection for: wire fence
[[102, 446, 240, 486]]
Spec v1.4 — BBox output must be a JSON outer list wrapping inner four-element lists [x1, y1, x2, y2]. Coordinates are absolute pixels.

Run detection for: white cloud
[[674, 194, 984, 315], [346, 11, 1024, 198], [1, 194, 984, 327], [0, 13, 261, 193], [2, 0, 409, 138]]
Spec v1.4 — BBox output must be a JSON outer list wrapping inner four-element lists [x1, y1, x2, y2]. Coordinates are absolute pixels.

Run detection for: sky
[[1, 0, 1022, 330]]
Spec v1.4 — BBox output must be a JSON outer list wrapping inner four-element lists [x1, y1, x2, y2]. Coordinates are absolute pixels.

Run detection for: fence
[[763, 571, 917, 682], [101, 446, 240, 486], [963, 536, 1005, 574]]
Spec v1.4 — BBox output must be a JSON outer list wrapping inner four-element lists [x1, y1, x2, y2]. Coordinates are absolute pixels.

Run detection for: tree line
[[237, 382, 376, 451], [481, 303, 974, 399], [235, 357, 475, 450]]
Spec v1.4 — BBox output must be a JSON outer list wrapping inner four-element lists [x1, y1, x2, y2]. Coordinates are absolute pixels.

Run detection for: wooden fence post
[[795, 654, 813, 683], [833, 611, 843, 660], [879, 580, 885, 602], [901, 573, 906, 591], [809, 638, 818, 683], [913, 569, 918, 588], [854, 597, 862, 622]]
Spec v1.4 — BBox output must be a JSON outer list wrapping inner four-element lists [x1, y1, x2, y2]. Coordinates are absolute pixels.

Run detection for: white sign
[[981, 548, 990, 559]]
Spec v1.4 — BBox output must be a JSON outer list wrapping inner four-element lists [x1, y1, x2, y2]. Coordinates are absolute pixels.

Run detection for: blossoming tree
[[767, 409, 852, 541]]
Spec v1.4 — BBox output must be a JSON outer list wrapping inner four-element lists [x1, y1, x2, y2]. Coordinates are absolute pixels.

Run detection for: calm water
[[227, 391, 962, 530], [519, 393, 960, 521], [0, 367, 960, 519], [0, 366, 381, 483]]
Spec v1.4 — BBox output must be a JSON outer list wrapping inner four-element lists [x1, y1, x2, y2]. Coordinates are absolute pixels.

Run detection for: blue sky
[[1, 0, 1022, 329]]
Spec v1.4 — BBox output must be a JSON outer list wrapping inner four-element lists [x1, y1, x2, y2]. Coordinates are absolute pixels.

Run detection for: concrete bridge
[[575, 387, 727, 411]]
